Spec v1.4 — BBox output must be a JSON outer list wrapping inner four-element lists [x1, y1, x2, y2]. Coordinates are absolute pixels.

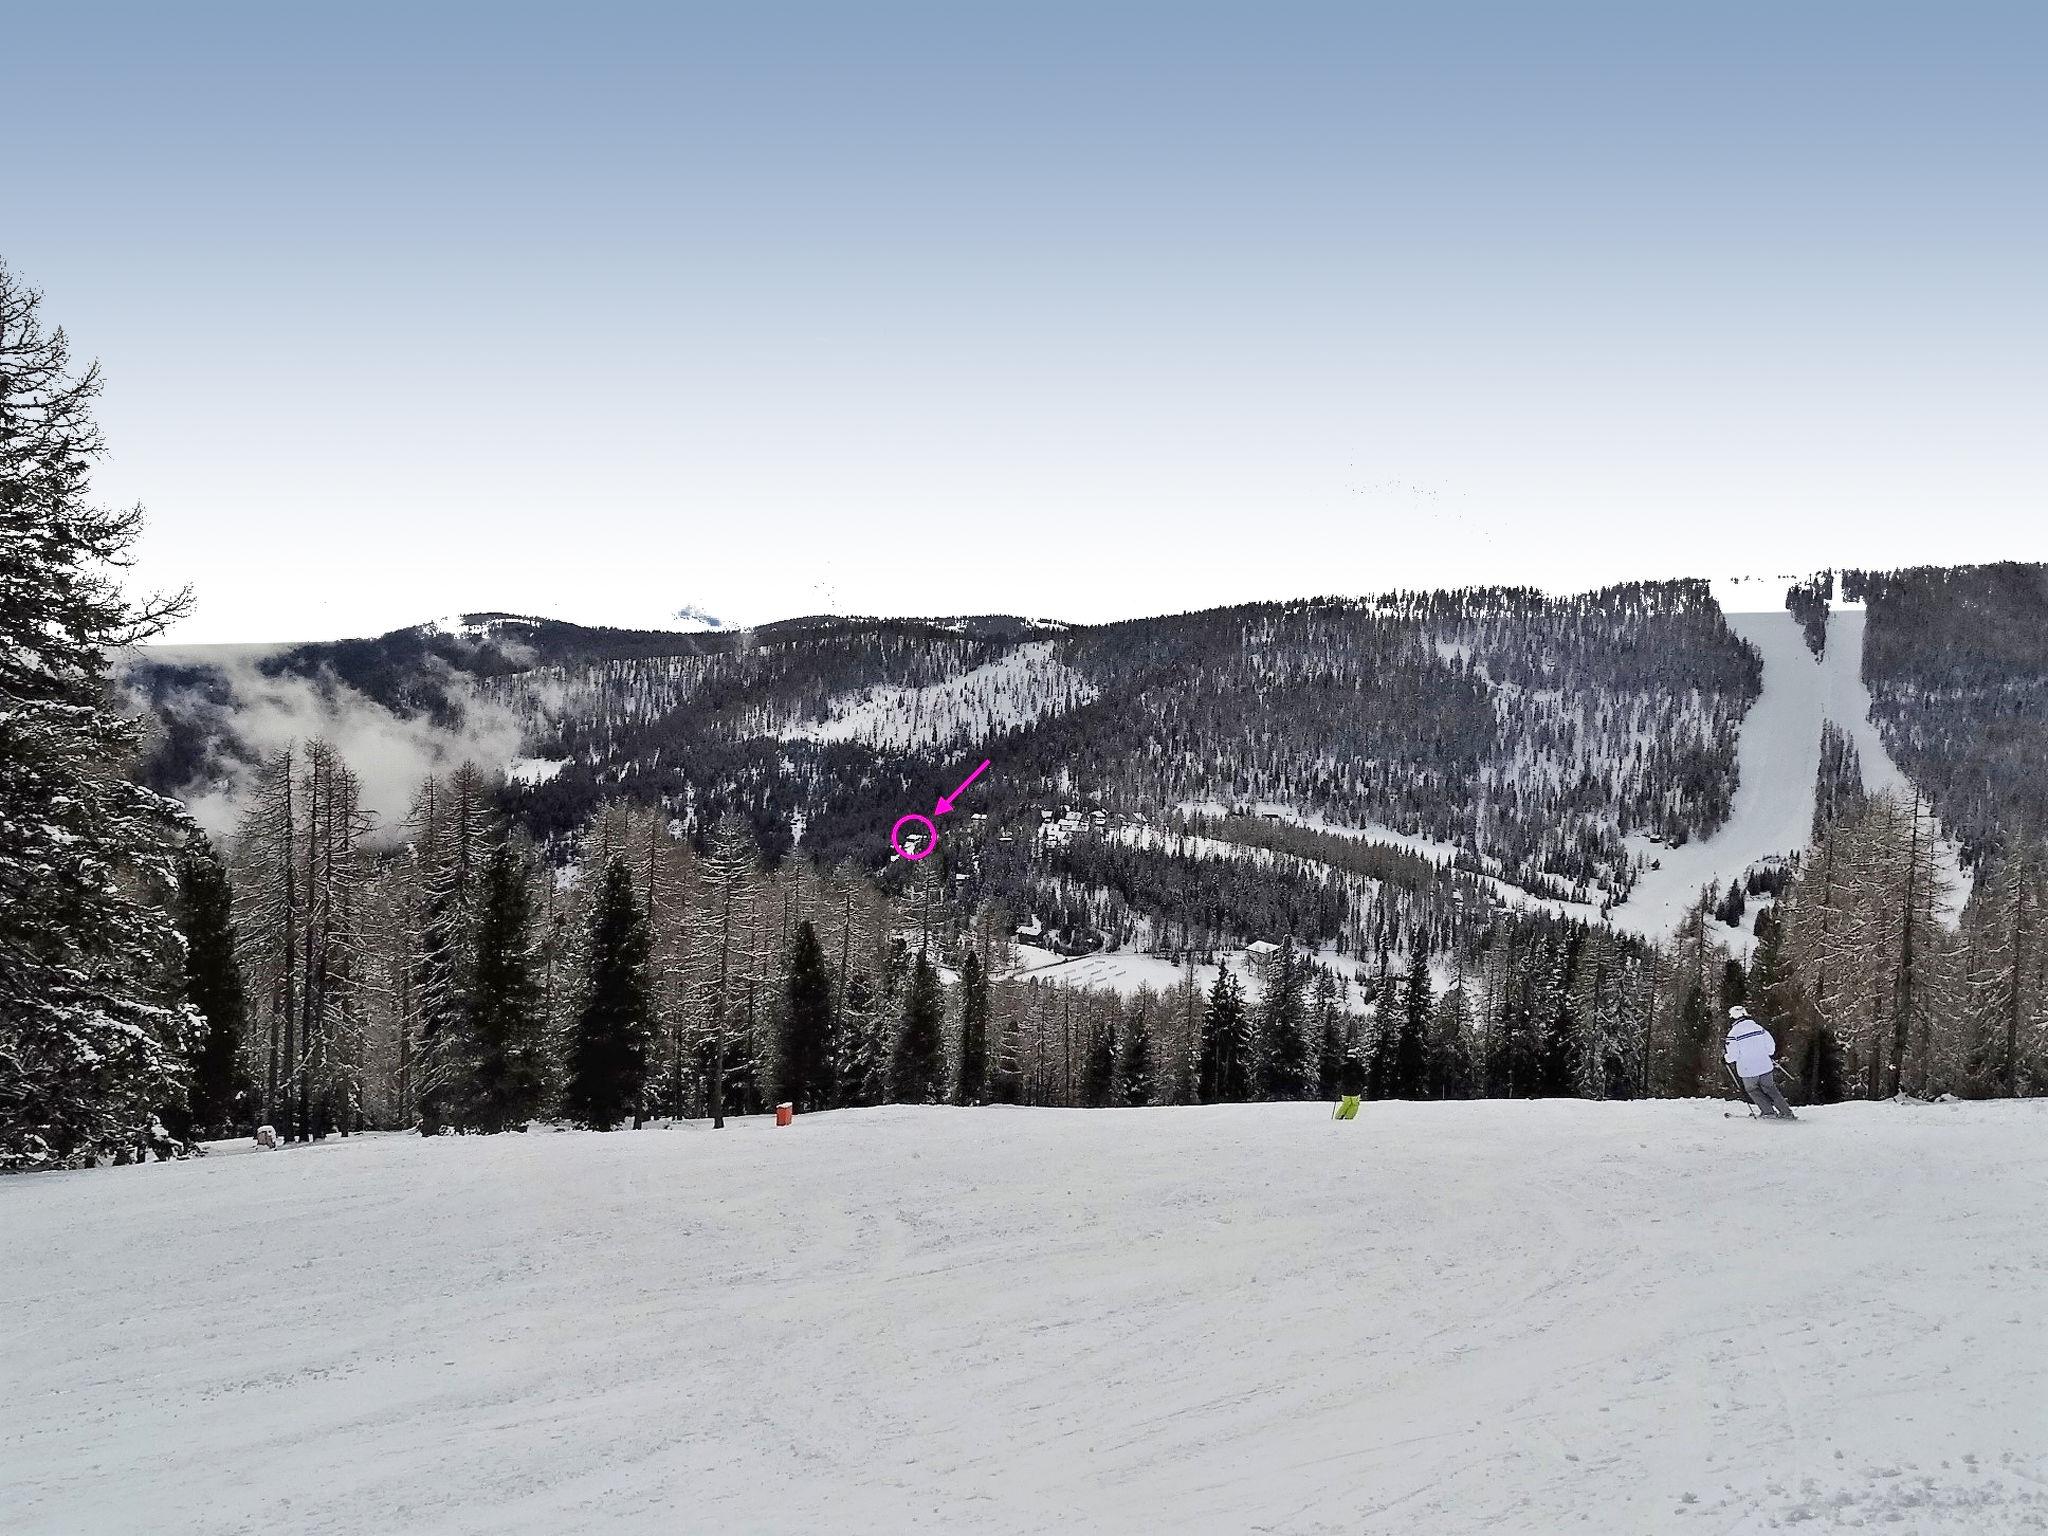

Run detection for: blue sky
[[6, 1, 2042, 639]]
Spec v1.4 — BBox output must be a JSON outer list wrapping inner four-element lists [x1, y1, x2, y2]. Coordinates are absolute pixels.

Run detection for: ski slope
[[1609, 610, 1825, 945], [1610, 609, 1967, 949], [5, 1102, 2046, 1535]]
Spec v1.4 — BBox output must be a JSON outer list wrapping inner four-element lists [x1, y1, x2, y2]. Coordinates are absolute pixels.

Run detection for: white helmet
[[1728, 1005, 1749, 1019]]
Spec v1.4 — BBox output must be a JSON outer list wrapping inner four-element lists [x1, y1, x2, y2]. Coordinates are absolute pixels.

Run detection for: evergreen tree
[[1367, 960, 1403, 1098], [1197, 962, 1249, 1102], [1429, 984, 1476, 1100], [459, 841, 549, 1132], [783, 918, 836, 1112], [1117, 1001, 1152, 1106], [837, 969, 889, 1107], [0, 260, 197, 1170], [175, 834, 251, 1138], [562, 859, 652, 1130], [1533, 940, 1579, 1097], [954, 948, 989, 1106], [1080, 1020, 1115, 1107], [892, 951, 946, 1103], [1311, 968, 1344, 1097], [1391, 949, 1434, 1097], [1257, 942, 1311, 1100]]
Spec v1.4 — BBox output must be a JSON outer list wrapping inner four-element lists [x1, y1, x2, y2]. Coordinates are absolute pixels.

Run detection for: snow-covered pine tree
[[1366, 957, 1403, 1099], [1429, 982, 1476, 1099], [838, 967, 889, 1106], [459, 839, 549, 1131], [562, 858, 653, 1130], [517, 834, 575, 1117], [1392, 947, 1434, 1098], [1078, 1016, 1115, 1107], [1117, 996, 1152, 1106], [1257, 940, 1311, 1100], [175, 832, 252, 1138], [954, 946, 989, 1106], [0, 260, 198, 1169], [783, 917, 836, 1113], [892, 950, 946, 1104], [1197, 961, 1248, 1103], [1311, 966, 1344, 1097]]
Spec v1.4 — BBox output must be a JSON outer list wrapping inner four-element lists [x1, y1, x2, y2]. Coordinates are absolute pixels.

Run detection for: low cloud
[[136, 648, 527, 844]]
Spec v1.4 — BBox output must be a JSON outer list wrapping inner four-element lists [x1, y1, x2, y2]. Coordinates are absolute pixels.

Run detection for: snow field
[[4, 1101, 2046, 1534]]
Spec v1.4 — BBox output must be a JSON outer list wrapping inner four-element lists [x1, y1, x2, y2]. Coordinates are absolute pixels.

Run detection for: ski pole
[[1725, 1063, 1758, 1117]]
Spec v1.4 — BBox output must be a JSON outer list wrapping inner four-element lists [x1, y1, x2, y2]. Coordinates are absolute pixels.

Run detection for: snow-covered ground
[[1009, 942, 1234, 998], [5, 1101, 2045, 1535], [1610, 609, 1968, 951]]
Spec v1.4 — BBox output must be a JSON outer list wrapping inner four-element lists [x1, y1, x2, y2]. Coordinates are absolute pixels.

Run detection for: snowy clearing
[[1171, 800, 1603, 925], [4, 1101, 2045, 1535], [780, 641, 1095, 752]]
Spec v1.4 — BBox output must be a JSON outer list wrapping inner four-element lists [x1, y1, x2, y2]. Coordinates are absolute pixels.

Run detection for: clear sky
[[7, 1, 2043, 641]]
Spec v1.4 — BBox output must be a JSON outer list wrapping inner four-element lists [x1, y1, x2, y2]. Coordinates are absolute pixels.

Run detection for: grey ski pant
[[1742, 1072, 1795, 1118]]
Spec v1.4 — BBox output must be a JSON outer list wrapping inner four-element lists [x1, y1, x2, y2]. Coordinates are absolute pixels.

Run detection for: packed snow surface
[[1609, 610, 1828, 946], [6, 1101, 2045, 1534]]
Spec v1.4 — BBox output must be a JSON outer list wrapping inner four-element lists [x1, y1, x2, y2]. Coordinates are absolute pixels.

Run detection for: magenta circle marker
[[891, 812, 938, 861]]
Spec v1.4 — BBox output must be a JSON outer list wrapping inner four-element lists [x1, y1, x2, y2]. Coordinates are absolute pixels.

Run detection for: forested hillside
[[132, 582, 1760, 900], [1849, 562, 2048, 861]]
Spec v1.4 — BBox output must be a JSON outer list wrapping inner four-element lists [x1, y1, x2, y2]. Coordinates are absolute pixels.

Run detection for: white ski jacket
[[1724, 1018, 1777, 1079]]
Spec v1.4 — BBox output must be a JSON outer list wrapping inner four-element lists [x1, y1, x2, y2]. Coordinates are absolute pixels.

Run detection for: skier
[[1332, 1056, 1365, 1121], [1724, 1006, 1797, 1120]]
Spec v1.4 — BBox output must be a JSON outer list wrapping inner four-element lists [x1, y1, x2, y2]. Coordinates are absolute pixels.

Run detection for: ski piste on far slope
[[1606, 596, 1969, 955]]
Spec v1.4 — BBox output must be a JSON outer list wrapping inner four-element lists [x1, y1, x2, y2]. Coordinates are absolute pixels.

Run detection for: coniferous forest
[[4, 255, 2047, 1172]]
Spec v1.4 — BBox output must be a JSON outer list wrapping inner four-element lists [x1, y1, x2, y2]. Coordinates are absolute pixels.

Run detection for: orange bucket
[[775, 1102, 794, 1127]]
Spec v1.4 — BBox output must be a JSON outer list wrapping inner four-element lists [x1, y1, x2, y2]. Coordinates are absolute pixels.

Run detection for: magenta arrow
[[933, 758, 991, 817]]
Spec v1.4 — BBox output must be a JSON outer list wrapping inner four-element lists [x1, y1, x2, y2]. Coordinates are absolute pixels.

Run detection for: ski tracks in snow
[[5, 1101, 2047, 1534]]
